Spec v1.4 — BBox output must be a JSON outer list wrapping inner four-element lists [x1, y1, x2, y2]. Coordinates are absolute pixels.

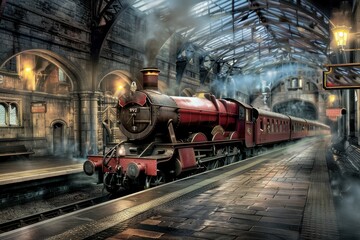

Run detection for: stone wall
[[0, 1, 202, 157]]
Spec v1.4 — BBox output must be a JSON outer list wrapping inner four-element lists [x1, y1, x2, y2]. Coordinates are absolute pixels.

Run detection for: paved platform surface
[[100, 137, 338, 240], [0, 156, 84, 185], [1, 137, 351, 240]]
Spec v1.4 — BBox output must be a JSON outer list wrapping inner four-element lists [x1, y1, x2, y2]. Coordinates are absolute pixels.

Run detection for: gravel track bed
[[0, 183, 104, 224]]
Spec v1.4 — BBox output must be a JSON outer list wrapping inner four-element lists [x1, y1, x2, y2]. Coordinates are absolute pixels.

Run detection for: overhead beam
[[0, 0, 6, 19]]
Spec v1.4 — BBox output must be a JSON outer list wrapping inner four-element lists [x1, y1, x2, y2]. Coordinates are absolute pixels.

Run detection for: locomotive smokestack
[[141, 67, 160, 90]]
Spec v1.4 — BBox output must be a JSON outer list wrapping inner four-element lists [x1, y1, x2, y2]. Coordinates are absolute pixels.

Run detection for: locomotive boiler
[[118, 68, 239, 141], [84, 67, 330, 193]]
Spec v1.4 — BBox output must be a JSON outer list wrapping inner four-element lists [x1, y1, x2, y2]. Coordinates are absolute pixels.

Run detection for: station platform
[[0, 156, 84, 185], [1, 136, 351, 240]]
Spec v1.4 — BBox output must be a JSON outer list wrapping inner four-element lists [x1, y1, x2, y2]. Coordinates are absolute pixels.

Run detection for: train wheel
[[226, 146, 240, 164], [205, 148, 223, 170], [206, 160, 219, 171], [144, 171, 165, 189], [216, 147, 226, 167], [103, 173, 120, 193]]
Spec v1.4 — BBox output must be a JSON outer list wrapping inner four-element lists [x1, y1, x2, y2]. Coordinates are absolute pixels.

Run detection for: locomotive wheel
[[103, 173, 120, 193], [215, 147, 226, 166], [205, 160, 218, 171], [226, 146, 240, 164], [144, 171, 165, 189]]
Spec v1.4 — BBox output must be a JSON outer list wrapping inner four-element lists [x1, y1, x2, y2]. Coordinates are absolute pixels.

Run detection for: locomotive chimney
[[141, 67, 160, 90]]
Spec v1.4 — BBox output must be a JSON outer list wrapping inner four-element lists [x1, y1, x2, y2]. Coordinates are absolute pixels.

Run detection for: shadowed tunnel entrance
[[273, 100, 317, 120]]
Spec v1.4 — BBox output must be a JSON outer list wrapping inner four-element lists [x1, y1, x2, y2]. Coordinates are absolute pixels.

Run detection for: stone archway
[[0, 49, 85, 157], [273, 99, 318, 120], [0, 49, 85, 91], [97, 70, 138, 148], [52, 122, 65, 156]]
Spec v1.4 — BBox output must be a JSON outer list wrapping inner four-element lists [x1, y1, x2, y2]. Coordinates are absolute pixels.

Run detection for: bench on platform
[[0, 145, 35, 158]]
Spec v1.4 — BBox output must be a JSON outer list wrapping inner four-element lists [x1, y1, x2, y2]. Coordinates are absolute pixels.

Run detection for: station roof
[[132, 0, 332, 75]]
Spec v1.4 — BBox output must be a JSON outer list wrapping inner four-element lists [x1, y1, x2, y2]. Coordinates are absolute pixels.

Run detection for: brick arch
[[50, 119, 68, 128], [0, 49, 86, 91]]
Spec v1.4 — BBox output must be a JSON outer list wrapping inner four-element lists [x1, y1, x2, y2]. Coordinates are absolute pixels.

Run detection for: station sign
[[31, 102, 47, 113], [326, 108, 345, 121], [323, 63, 360, 89]]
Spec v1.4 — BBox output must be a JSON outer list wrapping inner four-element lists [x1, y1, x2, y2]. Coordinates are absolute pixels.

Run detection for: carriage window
[[267, 119, 270, 133], [246, 109, 251, 122], [260, 119, 264, 131], [239, 107, 245, 119]]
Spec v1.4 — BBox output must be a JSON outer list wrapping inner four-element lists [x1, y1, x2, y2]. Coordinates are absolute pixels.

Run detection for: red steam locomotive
[[84, 68, 330, 192]]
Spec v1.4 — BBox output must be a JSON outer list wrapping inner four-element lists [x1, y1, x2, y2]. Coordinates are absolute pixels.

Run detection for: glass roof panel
[[131, 0, 331, 74]]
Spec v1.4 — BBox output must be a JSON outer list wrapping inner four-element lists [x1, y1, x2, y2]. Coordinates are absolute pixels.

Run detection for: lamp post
[[332, 25, 350, 62], [331, 25, 351, 145]]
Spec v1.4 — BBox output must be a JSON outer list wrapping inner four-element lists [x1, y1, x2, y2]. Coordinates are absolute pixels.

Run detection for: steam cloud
[[143, 0, 205, 67]]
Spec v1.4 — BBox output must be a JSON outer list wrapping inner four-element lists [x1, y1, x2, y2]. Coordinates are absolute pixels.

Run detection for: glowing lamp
[[332, 25, 350, 47], [328, 94, 337, 104]]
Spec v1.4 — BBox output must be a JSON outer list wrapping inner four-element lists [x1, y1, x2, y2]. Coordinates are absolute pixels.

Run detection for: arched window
[[9, 103, 19, 126], [59, 68, 66, 82], [0, 99, 21, 127], [0, 104, 6, 126]]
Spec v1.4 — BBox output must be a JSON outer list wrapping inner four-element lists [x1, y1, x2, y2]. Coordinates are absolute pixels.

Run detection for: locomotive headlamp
[[83, 160, 96, 176], [126, 162, 145, 179], [83, 156, 103, 176], [117, 145, 126, 157]]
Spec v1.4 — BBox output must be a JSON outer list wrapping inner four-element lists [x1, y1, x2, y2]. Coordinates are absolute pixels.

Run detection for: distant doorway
[[53, 122, 64, 155]]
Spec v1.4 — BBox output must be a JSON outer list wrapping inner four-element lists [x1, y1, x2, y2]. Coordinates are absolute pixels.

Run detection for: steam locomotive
[[84, 68, 330, 193]]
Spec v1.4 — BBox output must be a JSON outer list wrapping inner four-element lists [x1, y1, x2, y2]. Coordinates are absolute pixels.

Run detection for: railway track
[[0, 139, 323, 235], [0, 195, 110, 234]]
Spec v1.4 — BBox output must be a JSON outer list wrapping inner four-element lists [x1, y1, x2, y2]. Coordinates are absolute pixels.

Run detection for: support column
[[77, 91, 100, 157], [71, 93, 80, 157], [341, 90, 348, 140], [90, 92, 100, 155], [345, 89, 350, 138], [357, 90, 360, 145], [349, 89, 355, 138]]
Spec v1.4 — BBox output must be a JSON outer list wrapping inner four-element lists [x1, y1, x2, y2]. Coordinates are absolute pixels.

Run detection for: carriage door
[[53, 122, 64, 155], [244, 108, 255, 147]]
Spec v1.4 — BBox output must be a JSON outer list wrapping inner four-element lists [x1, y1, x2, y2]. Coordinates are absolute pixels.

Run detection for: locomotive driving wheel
[[144, 170, 165, 189], [204, 146, 225, 170], [103, 172, 120, 193], [226, 146, 240, 164]]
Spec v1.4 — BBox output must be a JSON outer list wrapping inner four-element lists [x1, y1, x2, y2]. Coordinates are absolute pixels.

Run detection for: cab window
[[246, 109, 251, 122], [239, 106, 245, 119]]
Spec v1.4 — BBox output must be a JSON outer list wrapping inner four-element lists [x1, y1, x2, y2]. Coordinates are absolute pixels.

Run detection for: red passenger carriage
[[253, 109, 291, 146]]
